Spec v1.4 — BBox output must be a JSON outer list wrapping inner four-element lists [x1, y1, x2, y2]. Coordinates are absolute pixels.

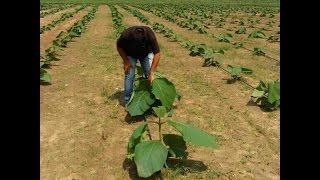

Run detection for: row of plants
[[181, 6, 278, 30], [40, 4, 59, 11], [134, 4, 279, 32], [121, 5, 151, 25], [40, 5, 87, 34], [40, 6, 98, 83], [132, 5, 280, 62], [137, 4, 279, 39], [108, 4, 127, 38], [40, 56, 52, 82], [122, 6, 280, 111], [217, 32, 280, 62], [133, 3, 279, 20], [146, 5, 279, 37], [107, 8, 220, 178], [40, 4, 75, 18], [124, 7, 280, 62]]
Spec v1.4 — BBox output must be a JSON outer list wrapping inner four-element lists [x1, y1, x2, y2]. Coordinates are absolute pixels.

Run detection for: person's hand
[[124, 62, 131, 74], [148, 73, 154, 86]]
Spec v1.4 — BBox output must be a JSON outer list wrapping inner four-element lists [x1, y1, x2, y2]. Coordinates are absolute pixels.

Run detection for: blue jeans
[[124, 52, 154, 103]]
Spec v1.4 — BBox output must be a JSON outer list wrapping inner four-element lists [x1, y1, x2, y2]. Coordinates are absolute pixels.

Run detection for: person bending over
[[116, 26, 160, 105]]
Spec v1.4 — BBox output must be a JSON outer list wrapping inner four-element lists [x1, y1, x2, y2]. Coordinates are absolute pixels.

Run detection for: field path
[[41, 5, 136, 179]]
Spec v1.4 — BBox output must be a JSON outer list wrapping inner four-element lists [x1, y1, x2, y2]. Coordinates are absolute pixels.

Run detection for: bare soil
[[40, 5, 280, 180]]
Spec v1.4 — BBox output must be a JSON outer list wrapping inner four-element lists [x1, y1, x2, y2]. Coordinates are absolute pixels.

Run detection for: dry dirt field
[[40, 3, 280, 180]]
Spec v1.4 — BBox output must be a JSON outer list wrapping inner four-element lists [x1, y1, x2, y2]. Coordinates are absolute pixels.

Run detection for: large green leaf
[[134, 140, 168, 178], [152, 78, 177, 108], [163, 134, 187, 158], [127, 90, 155, 116], [128, 122, 147, 154], [251, 89, 265, 98], [267, 81, 280, 104], [250, 80, 280, 110], [154, 71, 165, 78], [168, 120, 219, 148], [256, 81, 268, 91], [227, 65, 242, 77], [134, 78, 148, 91], [40, 69, 52, 82], [152, 106, 167, 118], [203, 50, 213, 59]]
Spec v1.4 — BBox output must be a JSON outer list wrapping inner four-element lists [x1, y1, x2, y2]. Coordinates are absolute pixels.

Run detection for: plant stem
[[144, 116, 152, 140], [158, 118, 163, 144]]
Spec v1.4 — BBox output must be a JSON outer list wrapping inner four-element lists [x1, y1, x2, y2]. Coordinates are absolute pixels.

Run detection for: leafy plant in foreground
[[126, 68, 219, 178], [227, 65, 253, 80], [189, 44, 208, 56], [203, 58, 223, 67], [251, 80, 280, 110], [248, 30, 266, 38], [44, 46, 60, 62], [218, 33, 232, 42], [253, 47, 266, 56], [126, 68, 179, 116], [40, 62, 52, 82], [235, 26, 246, 34]]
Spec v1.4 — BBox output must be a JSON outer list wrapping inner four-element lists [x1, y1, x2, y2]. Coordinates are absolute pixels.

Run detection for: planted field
[[40, 1, 280, 179]]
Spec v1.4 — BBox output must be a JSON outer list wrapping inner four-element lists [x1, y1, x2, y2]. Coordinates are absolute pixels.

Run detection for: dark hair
[[132, 27, 146, 48]]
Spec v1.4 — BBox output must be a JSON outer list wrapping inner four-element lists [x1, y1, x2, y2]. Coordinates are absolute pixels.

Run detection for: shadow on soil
[[40, 81, 52, 86], [125, 113, 146, 124], [226, 78, 237, 84], [246, 100, 279, 112], [122, 157, 207, 180], [108, 90, 124, 106]]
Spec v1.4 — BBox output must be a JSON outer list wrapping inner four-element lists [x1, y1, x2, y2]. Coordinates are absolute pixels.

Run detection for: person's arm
[[148, 52, 160, 84], [146, 27, 161, 84], [116, 45, 131, 74]]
